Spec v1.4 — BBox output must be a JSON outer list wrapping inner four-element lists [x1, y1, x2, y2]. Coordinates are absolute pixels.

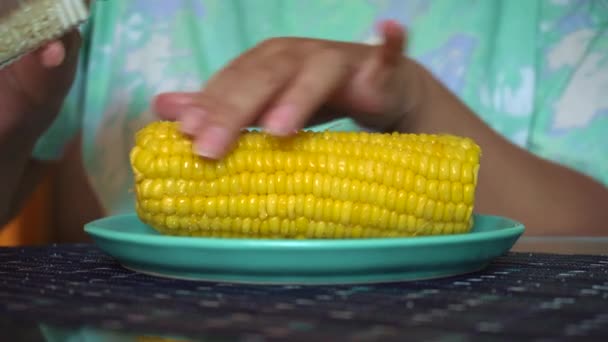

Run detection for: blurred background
[[0, 173, 54, 246]]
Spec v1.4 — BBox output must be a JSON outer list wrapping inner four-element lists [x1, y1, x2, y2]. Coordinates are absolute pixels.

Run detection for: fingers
[[154, 91, 202, 134], [193, 58, 297, 158], [36, 29, 81, 69], [347, 19, 407, 112], [358, 20, 406, 83], [261, 49, 350, 135], [153, 41, 283, 124], [156, 49, 297, 159], [39, 41, 66, 68], [376, 20, 406, 65], [155, 47, 350, 159], [2, 31, 82, 108], [154, 92, 197, 120], [151, 29, 406, 160]]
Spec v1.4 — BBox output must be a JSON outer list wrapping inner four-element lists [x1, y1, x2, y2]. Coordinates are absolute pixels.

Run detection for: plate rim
[[84, 213, 525, 250]]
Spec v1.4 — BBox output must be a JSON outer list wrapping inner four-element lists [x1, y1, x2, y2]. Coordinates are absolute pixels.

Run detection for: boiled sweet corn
[[130, 121, 481, 239]]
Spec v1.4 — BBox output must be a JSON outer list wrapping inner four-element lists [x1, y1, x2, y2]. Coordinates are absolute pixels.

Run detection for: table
[[513, 237, 608, 255], [1, 242, 607, 342]]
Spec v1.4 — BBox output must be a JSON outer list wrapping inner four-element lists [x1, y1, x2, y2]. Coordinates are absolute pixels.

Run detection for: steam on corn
[[129, 121, 481, 239]]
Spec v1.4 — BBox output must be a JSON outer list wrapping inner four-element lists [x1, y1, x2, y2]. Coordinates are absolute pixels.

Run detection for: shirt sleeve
[[528, 1, 608, 186], [31, 22, 92, 161]]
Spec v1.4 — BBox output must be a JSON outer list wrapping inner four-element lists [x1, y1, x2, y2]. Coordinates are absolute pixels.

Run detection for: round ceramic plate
[[84, 214, 524, 285]]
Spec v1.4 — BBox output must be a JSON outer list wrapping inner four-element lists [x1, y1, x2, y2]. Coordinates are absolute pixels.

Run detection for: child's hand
[[0, 31, 81, 138], [155, 21, 423, 159], [0, 31, 81, 226]]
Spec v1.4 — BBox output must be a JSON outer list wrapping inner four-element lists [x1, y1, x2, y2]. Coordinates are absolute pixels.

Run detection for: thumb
[[374, 20, 407, 66], [38, 40, 66, 68], [355, 20, 407, 89]]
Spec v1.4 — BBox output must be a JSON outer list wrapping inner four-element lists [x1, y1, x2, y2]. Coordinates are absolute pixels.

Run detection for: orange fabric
[[0, 175, 54, 246]]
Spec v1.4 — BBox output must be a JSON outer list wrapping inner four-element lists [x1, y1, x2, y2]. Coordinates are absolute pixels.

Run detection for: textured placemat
[[0, 244, 607, 341]]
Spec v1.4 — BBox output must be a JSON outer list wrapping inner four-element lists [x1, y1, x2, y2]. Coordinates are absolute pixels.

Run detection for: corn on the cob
[[129, 121, 481, 239]]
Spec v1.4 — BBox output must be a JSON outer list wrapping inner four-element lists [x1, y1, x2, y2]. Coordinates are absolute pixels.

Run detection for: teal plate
[[84, 214, 524, 285]]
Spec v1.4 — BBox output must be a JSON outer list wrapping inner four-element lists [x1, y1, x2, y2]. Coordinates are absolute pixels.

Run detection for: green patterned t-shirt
[[33, 0, 608, 215]]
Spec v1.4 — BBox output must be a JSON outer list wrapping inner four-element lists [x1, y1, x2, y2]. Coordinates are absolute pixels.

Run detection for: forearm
[[0, 123, 50, 226], [0, 32, 81, 227], [52, 135, 103, 243], [400, 61, 608, 235]]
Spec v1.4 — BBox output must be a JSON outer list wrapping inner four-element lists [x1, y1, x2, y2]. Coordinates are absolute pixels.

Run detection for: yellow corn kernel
[[176, 198, 190, 216], [277, 195, 288, 218], [340, 201, 353, 225], [131, 121, 481, 239], [161, 197, 175, 215], [205, 198, 217, 218], [233, 196, 245, 217], [452, 182, 464, 203], [217, 196, 228, 217]]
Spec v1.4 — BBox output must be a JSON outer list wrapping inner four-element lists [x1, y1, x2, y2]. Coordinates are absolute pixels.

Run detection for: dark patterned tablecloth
[[0, 244, 607, 342]]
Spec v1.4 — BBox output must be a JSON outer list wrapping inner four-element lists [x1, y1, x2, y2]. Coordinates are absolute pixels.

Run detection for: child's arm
[[403, 63, 608, 235], [0, 32, 81, 226], [51, 135, 103, 243], [153, 22, 608, 235]]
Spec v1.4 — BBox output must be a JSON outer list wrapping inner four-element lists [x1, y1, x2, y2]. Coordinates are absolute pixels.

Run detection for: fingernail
[[179, 107, 206, 135], [194, 126, 229, 159], [264, 104, 296, 136]]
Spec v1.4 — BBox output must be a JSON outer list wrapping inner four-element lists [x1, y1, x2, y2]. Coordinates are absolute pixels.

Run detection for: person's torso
[[67, 0, 608, 215]]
